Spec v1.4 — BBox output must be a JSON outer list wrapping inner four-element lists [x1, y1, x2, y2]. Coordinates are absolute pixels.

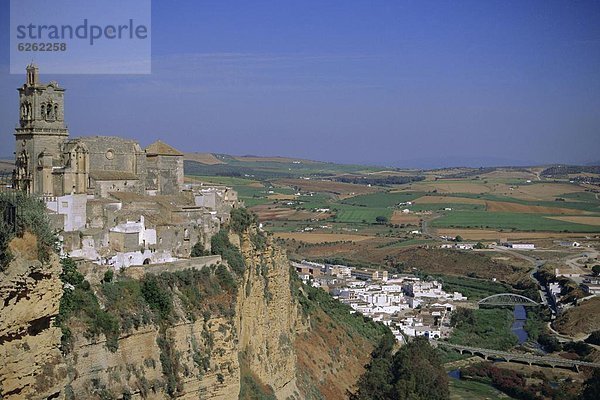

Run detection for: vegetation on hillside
[[350, 334, 449, 400], [461, 362, 582, 400], [292, 271, 390, 399]]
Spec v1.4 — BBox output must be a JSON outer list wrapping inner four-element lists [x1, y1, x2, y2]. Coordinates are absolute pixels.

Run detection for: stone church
[[13, 64, 184, 197], [8, 65, 239, 269]]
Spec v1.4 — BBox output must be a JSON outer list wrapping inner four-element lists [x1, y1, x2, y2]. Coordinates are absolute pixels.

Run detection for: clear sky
[[1, 1, 599, 168]]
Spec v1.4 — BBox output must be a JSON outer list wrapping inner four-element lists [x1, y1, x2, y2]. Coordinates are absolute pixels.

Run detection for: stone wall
[[125, 255, 222, 277]]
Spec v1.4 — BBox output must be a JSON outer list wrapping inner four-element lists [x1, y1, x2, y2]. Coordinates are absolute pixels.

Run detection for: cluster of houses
[[292, 260, 468, 343]]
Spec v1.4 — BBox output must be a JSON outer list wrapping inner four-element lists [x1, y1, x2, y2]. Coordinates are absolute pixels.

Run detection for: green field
[[341, 191, 424, 207], [410, 203, 485, 212], [445, 192, 600, 212], [431, 210, 600, 232], [449, 378, 513, 400], [332, 204, 392, 223]]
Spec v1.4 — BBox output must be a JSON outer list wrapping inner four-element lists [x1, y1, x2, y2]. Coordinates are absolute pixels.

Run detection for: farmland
[[184, 155, 600, 247], [430, 211, 600, 232]]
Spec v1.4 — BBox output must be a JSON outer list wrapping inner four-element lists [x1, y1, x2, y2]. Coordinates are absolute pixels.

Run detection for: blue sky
[[1, 1, 599, 168]]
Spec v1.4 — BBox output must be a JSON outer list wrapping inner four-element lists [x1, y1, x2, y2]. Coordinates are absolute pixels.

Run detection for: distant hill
[[0, 160, 13, 174], [183, 152, 225, 165]]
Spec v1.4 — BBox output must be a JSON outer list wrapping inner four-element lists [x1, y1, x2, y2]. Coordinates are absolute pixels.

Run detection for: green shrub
[[0, 192, 58, 269], [141, 276, 173, 321], [211, 230, 245, 275], [190, 241, 209, 257], [229, 208, 256, 234], [103, 269, 114, 283]]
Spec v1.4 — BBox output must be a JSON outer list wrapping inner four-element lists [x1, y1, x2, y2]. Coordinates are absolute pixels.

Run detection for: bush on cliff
[[211, 229, 245, 275], [229, 207, 256, 234], [0, 192, 57, 270], [57, 257, 120, 352]]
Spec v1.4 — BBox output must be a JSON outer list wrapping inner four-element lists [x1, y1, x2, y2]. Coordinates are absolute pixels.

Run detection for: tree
[[450, 308, 475, 328], [455, 235, 463, 242], [229, 208, 256, 233], [474, 242, 486, 249], [352, 335, 449, 400], [592, 265, 600, 276], [585, 330, 600, 346], [375, 216, 389, 224], [390, 337, 449, 400], [581, 369, 600, 400], [103, 269, 114, 283], [190, 241, 209, 257]]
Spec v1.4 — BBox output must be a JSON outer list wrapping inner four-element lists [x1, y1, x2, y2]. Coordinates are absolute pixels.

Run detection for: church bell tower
[[13, 64, 69, 194]]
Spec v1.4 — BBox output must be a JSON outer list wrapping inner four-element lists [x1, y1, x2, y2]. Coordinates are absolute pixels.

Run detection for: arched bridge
[[478, 293, 539, 307], [433, 342, 600, 371]]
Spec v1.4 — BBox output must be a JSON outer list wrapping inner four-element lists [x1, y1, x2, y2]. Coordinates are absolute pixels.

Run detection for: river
[[511, 305, 528, 344]]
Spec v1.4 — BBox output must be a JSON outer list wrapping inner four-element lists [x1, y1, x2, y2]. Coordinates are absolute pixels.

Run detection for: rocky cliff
[[0, 233, 67, 399], [1, 228, 310, 399], [0, 226, 381, 400]]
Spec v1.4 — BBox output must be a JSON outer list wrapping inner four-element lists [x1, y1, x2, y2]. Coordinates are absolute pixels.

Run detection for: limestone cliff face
[[65, 316, 240, 399], [0, 229, 307, 399], [236, 229, 307, 399], [0, 242, 67, 399]]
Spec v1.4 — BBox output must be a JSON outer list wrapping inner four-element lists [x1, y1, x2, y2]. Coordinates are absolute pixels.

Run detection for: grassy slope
[[553, 297, 600, 337], [449, 378, 513, 400]]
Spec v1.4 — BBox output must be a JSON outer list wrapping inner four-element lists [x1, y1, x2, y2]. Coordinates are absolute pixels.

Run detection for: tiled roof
[[146, 140, 183, 156]]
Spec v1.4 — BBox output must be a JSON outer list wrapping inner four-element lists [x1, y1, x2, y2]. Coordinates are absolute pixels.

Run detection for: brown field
[[275, 232, 374, 243], [495, 183, 583, 201], [267, 193, 296, 200], [247, 182, 264, 188], [546, 216, 600, 226], [274, 178, 379, 197], [413, 195, 486, 205], [183, 152, 225, 165], [365, 170, 419, 177], [233, 155, 320, 164], [424, 168, 474, 177], [485, 200, 587, 215], [390, 211, 422, 225], [478, 169, 539, 180], [434, 228, 596, 240], [251, 205, 330, 221], [407, 179, 587, 203]]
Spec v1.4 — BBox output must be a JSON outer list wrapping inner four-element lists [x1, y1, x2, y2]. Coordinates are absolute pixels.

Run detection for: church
[[9, 65, 238, 268], [13, 64, 184, 197]]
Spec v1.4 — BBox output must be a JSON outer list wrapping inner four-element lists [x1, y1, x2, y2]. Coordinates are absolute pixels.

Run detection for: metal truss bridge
[[478, 293, 539, 307]]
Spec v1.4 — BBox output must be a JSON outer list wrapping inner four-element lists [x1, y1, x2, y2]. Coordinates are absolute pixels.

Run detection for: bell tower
[[14, 64, 69, 194]]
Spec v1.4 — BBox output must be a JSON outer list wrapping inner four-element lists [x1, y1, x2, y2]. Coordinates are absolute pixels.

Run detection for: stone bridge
[[433, 341, 600, 371]]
